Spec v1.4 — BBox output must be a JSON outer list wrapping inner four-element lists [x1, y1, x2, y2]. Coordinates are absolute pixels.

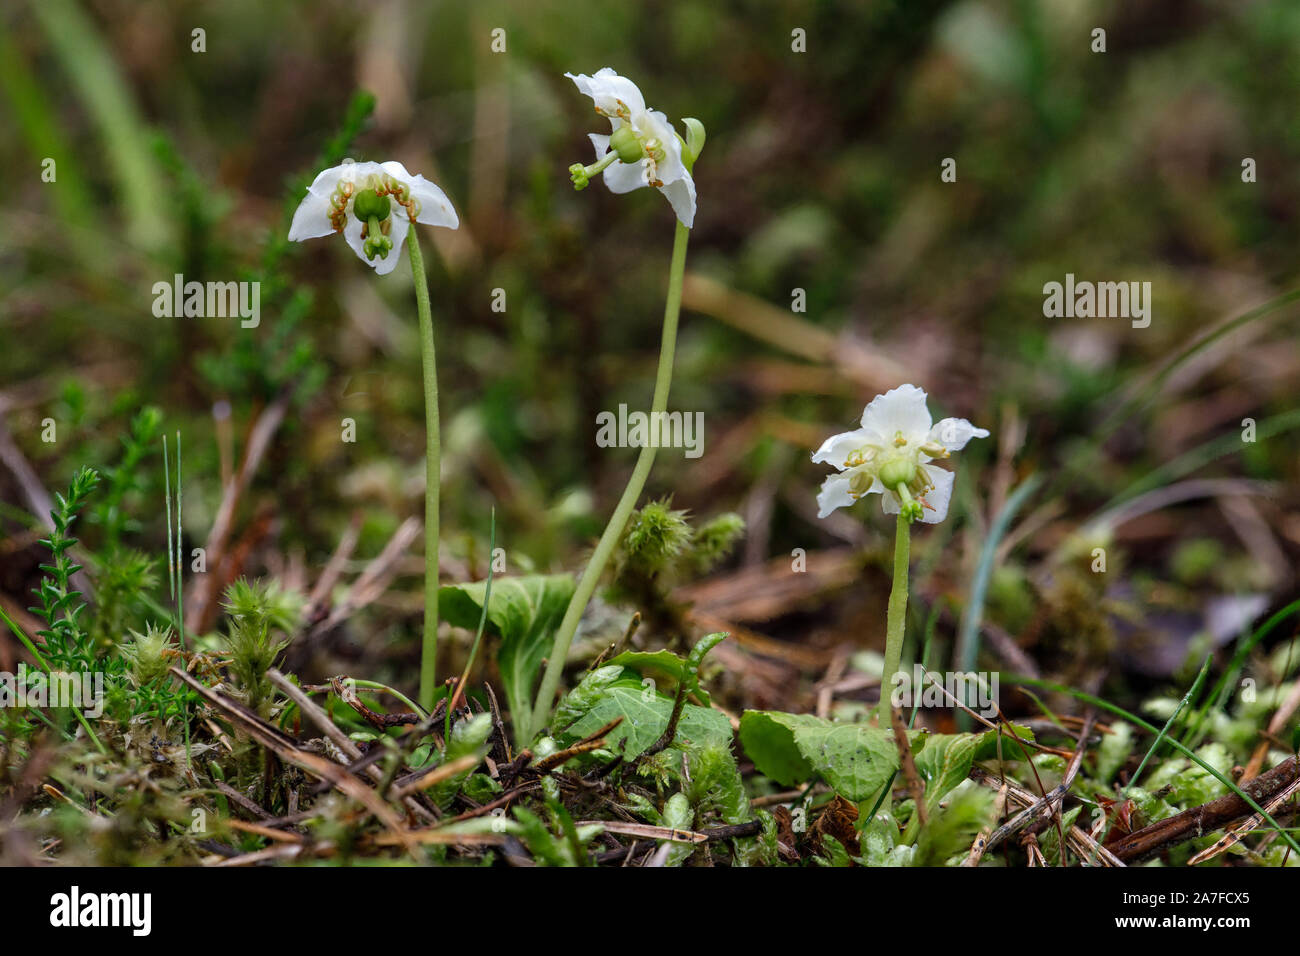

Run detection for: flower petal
[[375, 161, 459, 230], [589, 133, 611, 159], [660, 168, 696, 228], [374, 216, 410, 276], [288, 189, 336, 241], [928, 417, 989, 453], [409, 175, 459, 229], [861, 384, 932, 441], [566, 68, 646, 117], [918, 467, 955, 524], [602, 157, 651, 194], [289, 162, 369, 241], [638, 110, 684, 180], [811, 427, 883, 469], [378, 159, 415, 183], [342, 210, 367, 263], [816, 472, 857, 519]]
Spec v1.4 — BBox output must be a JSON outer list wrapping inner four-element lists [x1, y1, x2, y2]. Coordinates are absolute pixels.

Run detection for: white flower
[[566, 68, 697, 228], [812, 384, 989, 524], [288, 160, 458, 275]]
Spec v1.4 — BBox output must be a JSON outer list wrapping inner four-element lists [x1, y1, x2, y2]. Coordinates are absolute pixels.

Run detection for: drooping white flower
[[566, 68, 697, 228], [288, 160, 458, 275], [812, 384, 989, 523]]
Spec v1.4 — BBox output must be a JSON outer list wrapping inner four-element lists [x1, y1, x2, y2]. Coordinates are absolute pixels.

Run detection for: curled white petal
[[928, 417, 989, 453], [811, 427, 882, 469], [378, 159, 415, 182], [341, 212, 368, 266], [376, 217, 411, 275], [919, 467, 955, 524], [410, 175, 458, 228], [639, 110, 684, 180], [566, 68, 646, 118], [816, 472, 857, 519], [288, 162, 373, 241], [861, 384, 932, 441], [602, 158, 650, 194], [660, 169, 696, 228], [378, 160, 459, 229], [288, 190, 335, 241]]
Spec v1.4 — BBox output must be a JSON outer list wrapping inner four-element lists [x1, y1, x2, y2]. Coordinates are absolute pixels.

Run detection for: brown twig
[[1110, 755, 1300, 862], [169, 666, 421, 857], [981, 712, 1094, 862], [890, 703, 927, 827]]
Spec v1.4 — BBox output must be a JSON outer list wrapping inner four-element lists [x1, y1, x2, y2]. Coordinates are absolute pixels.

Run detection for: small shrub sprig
[[31, 466, 101, 671], [94, 405, 162, 547]]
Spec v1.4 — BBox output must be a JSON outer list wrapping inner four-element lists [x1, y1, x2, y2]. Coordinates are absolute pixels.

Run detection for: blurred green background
[[2, 0, 1298, 706]]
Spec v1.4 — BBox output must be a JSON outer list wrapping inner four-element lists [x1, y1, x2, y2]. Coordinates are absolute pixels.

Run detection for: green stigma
[[569, 150, 618, 191], [362, 215, 393, 260], [893, 483, 924, 523]]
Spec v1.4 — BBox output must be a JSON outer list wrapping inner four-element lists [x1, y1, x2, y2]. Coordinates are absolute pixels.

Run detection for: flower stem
[[878, 511, 911, 727], [529, 220, 691, 739], [408, 230, 441, 713]]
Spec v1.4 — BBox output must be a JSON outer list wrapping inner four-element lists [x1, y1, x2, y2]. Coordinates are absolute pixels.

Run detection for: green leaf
[[552, 665, 624, 729], [738, 711, 815, 787], [606, 649, 709, 703], [557, 677, 733, 760], [431, 713, 493, 809], [606, 631, 726, 706], [739, 711, 899, 801], [969, 724, 1036, 761], [440, 574, 574, 737], [912, 726, 1036, 811], [913, 733, 981, 812]]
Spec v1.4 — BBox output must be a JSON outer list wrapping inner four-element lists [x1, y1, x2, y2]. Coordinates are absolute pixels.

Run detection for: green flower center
[[609, 125, 648, 164], [352, 188, 391, 222], [878, 457, 918, 491]]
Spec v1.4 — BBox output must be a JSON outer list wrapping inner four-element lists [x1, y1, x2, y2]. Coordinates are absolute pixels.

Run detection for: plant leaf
[[439, 573, 574, 737], [912, 733, 981, 812], [739, 711, 899, 801], [557, 676, 732, 760]]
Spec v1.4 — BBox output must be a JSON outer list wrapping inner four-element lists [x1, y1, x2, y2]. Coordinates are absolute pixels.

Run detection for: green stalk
[[878, 512, 911, 727], [529, 220, 691, 738], [409, 231, 442, 713]]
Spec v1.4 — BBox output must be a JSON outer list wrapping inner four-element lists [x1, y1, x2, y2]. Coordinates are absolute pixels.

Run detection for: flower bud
[[681, 117, 706, 170]]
